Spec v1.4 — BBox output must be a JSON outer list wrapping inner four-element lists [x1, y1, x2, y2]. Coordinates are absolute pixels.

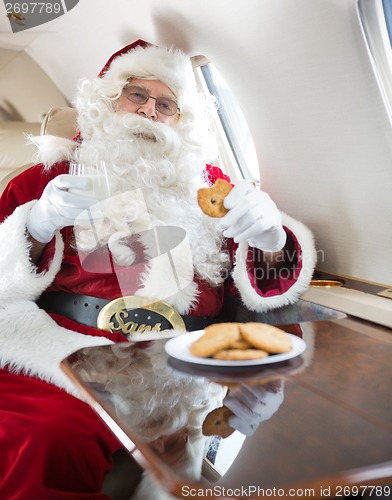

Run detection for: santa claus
[[0, 40, 315, 497]]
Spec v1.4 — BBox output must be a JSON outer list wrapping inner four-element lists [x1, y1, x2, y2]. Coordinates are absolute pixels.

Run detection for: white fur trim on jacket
[[0, 201, 64, 302], [232, 212, 316, 312], [0, 202, 112, 394], [0, 301, 112, 395], [28, 135, 76, 167]]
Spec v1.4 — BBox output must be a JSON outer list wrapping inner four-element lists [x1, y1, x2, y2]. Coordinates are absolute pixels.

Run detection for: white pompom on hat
[[97, 39, 198, 112]]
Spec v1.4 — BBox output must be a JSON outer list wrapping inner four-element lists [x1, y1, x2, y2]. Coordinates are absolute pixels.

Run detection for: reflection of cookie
[[239, 323, 292, 354], [189, 323, 240, 358], [213, 348, 269, 360], [202, 406, 235, 438], [197, 179, 232, 217]]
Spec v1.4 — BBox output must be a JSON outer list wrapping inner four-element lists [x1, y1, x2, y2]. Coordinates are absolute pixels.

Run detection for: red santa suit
[[0, 40, 316, 498]]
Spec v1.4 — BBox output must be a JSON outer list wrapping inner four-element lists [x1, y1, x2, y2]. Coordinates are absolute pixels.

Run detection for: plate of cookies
[[165, 322, 306, 367]]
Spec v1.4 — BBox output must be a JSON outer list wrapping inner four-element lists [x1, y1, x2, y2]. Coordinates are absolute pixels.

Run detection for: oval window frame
[[192, 55, 260, 185]]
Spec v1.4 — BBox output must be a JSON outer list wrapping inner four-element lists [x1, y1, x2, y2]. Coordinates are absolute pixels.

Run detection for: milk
[[69, 175, 109, 200], [68, 162, 110, 200]]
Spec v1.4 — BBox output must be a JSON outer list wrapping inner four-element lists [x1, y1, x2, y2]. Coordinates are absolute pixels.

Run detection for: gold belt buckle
[[97, 296, 186, 337]]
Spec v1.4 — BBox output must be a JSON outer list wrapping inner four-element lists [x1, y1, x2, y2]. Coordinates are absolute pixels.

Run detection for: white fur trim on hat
[[101, 44, 198, 111]]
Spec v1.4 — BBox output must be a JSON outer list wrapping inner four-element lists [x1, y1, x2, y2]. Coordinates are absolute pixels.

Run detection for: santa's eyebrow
[[126, 79, 177, 99]]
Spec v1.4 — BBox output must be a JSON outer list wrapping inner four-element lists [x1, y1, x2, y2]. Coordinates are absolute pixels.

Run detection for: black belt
[[36, 291, 217, 333]]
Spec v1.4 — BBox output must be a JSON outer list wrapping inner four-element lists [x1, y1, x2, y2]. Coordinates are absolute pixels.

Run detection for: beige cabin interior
[[0, 0, 391, 326]]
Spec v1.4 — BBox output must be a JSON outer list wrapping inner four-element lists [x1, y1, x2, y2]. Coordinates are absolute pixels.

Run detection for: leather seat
[[0, 107, 77, 194]]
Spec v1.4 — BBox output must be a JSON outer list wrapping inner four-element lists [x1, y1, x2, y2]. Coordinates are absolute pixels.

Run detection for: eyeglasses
[[123, 85, 180, 116]]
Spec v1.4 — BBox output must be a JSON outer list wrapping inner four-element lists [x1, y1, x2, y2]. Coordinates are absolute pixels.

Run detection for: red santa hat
[[97, 39, 198, 112]]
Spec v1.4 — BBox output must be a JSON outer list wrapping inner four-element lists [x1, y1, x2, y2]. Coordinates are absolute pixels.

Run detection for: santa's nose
[[138, 98, 157, 120]]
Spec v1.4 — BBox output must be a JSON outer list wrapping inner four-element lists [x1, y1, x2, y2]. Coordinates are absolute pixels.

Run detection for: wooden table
[[62, 316, 392, 498], [169, 317, 392, 498]]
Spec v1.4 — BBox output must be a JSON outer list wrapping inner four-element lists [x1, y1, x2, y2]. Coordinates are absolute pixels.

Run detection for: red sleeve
[[0, 163, 68, 223], [245, 227, 301, 297]]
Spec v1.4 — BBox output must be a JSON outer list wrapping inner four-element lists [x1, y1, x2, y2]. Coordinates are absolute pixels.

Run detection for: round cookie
[[189, 323, 241, 358], [202, 406, 235, 438], [239, 323, 292, 354], [213, 348, 269, 360], [197, 179, 232, 218], [228, 339, 252, 350]]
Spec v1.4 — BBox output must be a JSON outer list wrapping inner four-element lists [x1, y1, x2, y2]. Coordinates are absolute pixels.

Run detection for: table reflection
[[69, 340, 302, 490], [72, 342, 224, 482], [62, 319, 392, 499]]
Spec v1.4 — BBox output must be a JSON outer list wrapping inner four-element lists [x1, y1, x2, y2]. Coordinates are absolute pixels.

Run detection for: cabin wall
[[0, 48, 68, 121], [251, 1, 392, 286]]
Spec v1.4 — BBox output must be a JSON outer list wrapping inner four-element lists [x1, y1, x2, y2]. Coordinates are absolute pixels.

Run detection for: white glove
[[27, 174, 100, 243], [219, 181, 287, 252], [224, 381, 284, 436]]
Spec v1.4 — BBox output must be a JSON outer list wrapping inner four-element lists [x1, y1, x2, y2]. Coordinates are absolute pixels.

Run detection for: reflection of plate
[[165, 331, 306, 367]]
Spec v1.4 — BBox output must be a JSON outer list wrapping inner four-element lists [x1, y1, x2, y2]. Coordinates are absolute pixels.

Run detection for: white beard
[[73, 110, 230, 311]]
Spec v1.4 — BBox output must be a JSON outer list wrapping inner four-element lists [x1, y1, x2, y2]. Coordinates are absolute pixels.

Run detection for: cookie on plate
[[213, 348, 269, 360], [228, 339, 252, 350], [202, 406, 235, 438], [239, 322, 292, 354], [197, 179, 232, 218], [189, 323, 240, 358]]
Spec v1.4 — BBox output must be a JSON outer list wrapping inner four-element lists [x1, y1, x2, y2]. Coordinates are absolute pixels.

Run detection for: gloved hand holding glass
[[27, 162, 110, 244], [218, 180, 287, 252]]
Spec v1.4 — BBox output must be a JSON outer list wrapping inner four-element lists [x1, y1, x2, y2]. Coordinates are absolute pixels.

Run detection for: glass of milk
[[69, 161, 111, 200]]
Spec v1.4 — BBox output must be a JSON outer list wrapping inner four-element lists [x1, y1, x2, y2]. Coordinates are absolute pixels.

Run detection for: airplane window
[[383, 0, 392, 45], [192, 56, 260, 185], [357, 0, 392, 125]]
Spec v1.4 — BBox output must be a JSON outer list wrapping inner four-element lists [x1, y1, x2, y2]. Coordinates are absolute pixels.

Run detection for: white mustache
[[103, 112, 181, 155]]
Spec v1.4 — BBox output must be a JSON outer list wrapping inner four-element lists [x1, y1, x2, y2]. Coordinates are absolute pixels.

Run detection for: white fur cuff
[[232, 212, 316, 312], [0, 201, 64, 302]]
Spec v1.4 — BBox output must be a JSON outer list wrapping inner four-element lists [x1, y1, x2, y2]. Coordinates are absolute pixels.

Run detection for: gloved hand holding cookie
[[219, 180, 287, 252], [197, 179, 287, 252]]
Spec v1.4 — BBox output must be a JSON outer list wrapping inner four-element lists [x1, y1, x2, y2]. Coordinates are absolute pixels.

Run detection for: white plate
[[165, 330, 306, 367]]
